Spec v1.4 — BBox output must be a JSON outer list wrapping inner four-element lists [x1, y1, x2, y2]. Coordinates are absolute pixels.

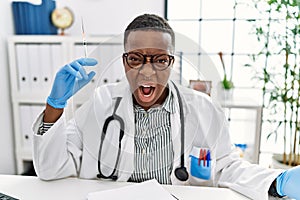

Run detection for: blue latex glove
[[47, 58, 97, 108], [277, 166, 300, 199]]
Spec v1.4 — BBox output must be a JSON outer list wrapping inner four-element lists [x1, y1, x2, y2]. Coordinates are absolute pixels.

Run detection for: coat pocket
[[188, 146, 215, 186], [190, 155, 211, 180]]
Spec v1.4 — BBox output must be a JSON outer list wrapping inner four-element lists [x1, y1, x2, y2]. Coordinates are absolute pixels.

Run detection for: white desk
[[0, 175, 250, 200]]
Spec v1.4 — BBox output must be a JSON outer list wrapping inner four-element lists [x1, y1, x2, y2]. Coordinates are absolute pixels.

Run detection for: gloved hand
[[47, 58, 98, 108], [276, 165, 300, 199]]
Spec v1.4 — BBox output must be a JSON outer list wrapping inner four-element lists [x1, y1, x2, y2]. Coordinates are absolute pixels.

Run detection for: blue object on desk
[[234, 143, 247, 151], [12, 0, 57, 35]]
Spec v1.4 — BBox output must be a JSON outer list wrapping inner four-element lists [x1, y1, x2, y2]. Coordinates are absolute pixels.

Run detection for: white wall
[[0, 0, 164, 174], [0, 0, 15, 174], [56, 0, 165, 35]]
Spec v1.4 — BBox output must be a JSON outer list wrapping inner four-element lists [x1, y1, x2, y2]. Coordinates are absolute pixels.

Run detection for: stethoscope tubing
[[97, 97, 124, 180]]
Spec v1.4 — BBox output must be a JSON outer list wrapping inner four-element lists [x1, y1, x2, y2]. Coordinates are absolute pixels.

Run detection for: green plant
[[246, 0, 299, 166], [218, 52, 234, 90]]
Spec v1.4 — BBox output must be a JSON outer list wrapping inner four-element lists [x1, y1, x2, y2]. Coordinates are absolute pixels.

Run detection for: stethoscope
[[97, 82, 189, 182]]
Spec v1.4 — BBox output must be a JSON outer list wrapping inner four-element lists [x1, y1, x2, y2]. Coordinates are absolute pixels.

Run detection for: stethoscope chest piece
[[175, 166, 189, 181]]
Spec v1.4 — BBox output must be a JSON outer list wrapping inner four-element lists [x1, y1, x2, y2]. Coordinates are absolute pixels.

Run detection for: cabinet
[[7, 35, 123, 174], [221, 98, 262, 164]]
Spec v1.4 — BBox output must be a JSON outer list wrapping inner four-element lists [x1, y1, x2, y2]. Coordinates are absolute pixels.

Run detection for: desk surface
[[0, 175, 250, 200]]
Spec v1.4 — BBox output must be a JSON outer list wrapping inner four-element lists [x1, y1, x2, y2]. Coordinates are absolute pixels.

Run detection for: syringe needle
[[81, 17, 88, 58]]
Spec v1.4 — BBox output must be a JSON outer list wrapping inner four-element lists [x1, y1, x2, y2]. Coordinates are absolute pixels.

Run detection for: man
[[33, 14, 300, 200]]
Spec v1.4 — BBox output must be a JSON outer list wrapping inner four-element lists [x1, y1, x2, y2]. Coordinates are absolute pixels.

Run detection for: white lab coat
[[32, 80, 283, 200]]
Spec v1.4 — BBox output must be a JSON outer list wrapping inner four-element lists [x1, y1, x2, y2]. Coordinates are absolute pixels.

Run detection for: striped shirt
[[37, 122, 55, 135], [38, 91, 175, 184], [129, 91, 175, 184]]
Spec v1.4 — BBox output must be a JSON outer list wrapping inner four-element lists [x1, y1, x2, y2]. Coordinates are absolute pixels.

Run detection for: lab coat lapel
[[170, 106, 182, 185], [169, 82, 192, 185], [111, 81, 135, 181]]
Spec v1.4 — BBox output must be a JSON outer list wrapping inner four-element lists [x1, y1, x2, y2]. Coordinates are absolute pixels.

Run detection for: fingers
[[77, 58, 98, 66], [77, 71, 96, 87], [63, 64, 83, 79], [87, 71, 96, 81], [72, 71, 96, 95], [72, 61, 89, 80], [64, 58, 98, 80]]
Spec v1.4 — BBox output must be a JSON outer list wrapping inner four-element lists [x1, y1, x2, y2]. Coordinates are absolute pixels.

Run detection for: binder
[[98, 45, 112, 84], [111, 45, 124, 83], [42, 0, 57, 34], [17, 3, 26, 34], [39, 44, 53, 91], [32, 2, 41, 34], [19, 105, 33, 150], [27, 3, 36, 35], [16, 44, 31, 92], [73, 44, 95, 102], [74, 44, 83, 60], [12, 2, 21, 34], [11, 0, 57, 35], [27, 44, 42, 90], [50, 44, 63, 75], [31, 105, 44, 125]]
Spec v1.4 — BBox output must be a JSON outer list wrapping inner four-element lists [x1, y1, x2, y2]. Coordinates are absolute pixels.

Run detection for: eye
[[128, 54, 143, 62], [129, 57, 138, 61], [157, 58, 168, 63], [154, 55, 169, 64]]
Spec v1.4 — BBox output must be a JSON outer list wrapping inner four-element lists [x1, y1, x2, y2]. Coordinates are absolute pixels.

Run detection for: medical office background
[[0, 0, 297, 175]]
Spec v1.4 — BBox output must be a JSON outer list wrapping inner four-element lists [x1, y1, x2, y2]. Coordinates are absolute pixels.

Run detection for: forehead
[[125, 31, 173, 52]]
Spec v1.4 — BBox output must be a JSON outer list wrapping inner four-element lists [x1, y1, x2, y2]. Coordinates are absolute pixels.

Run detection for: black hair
[[124, 14, 175, 49]]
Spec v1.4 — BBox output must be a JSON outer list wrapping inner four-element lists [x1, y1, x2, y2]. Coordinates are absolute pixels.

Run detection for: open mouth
[[139, 85, 155, 97]]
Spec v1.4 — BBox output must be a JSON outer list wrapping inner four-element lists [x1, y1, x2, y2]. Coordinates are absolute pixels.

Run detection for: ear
[[122, 54, 126, 66], [170, 56, 175, 67]]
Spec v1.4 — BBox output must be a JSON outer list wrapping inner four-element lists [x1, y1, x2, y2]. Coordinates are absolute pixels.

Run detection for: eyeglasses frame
[[122, 52, 175, 71]]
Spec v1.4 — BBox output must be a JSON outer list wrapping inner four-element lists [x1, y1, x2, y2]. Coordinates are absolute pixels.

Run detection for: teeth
[[141, 85, 151, 88]]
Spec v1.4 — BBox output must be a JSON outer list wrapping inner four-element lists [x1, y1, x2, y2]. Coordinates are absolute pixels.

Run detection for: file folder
[[19, 105, 33, 150], [31, 105, 44, 124], [19, 104, 44, 150], [27, 44, 42, 90], [111, 44, 124, 83], [50, 44, 63, 74], [74, 43, 84, 60], [16, 44, 31, 92], [12, 0, 57, 35], [12, 2, 21, 34], [39, 44, 53, 91], [97, 45, 113, 84]]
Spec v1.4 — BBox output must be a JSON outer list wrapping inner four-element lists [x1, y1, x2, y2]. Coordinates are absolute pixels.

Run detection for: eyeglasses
[[122, 52, 175, 71]]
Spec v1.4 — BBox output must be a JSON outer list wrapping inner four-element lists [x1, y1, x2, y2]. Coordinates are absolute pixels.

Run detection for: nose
[[139, 59, 156, 77]]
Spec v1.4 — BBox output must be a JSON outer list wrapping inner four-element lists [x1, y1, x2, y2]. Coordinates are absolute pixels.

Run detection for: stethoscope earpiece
[[174, 166, 189, 182]]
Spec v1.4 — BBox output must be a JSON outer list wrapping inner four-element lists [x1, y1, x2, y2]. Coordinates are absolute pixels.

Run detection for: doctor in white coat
[[32, 14, 300, 200]]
